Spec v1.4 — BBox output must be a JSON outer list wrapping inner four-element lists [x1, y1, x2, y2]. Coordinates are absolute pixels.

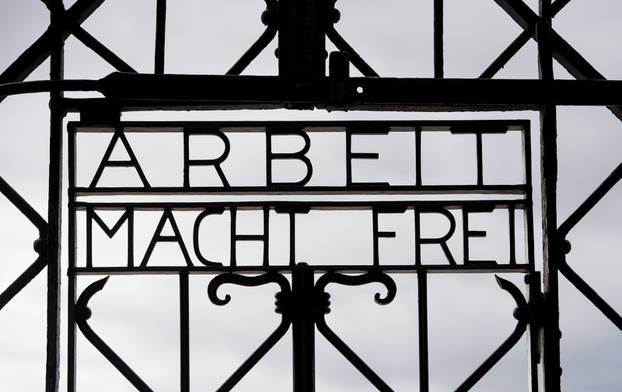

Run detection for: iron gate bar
[[154, 0, 167, 74], [434, 0, 443, 79], [536, 3, 561, 389], [70, 27, 137, 73], [0, 0, 105, 93], [555, 163, 622, 329], [550, 0, 572, 17], [3, 76, 622, 109], [179, 271, 190, 392], [67, 102, 77, 392], [0, 256, 47, 311], [0, 175, 48, 232], [558, 163, 622, 239], [325, 28, 378, 77], [417, 271, 429, 392], [71, 265, 532, 276], [46, 3, 64, 389], [491, 0, 622, 121], [72, 185, 529, 195], [226, 0, 278, 76], [479, 26, 535, 79], [76, 74, 622, 110], [557, 259, 622, 330]]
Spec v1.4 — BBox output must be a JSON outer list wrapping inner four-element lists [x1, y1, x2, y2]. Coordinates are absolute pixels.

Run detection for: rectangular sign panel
[[68, 121, 534, 273]]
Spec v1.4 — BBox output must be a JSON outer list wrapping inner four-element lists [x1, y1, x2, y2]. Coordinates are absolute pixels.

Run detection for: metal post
[[433, 0, 444, 78], [278, 0, 328, 78], [46, 2, 65, 391], [418, 270, 429, 392], [291, 266, 315, 392], [538, 1, 561, 390]]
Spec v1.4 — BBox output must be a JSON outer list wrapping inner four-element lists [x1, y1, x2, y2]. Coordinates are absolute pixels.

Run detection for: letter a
[[89, 128, 151, 188]]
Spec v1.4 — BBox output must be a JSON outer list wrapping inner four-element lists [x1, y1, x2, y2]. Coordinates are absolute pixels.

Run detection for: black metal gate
[[0, 0, 620, 391]]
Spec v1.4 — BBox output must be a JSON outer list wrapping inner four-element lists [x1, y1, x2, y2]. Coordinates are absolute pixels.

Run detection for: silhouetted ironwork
[[0, 0, 619, 391]]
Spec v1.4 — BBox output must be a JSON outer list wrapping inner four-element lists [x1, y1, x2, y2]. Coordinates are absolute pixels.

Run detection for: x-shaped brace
[[0, 0, 134, 99], [490, 0, 622, 120]]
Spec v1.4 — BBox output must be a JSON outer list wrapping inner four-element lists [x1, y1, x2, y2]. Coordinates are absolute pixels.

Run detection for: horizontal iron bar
[[72, 185, 529, 196], [72, 199, 529, 210], [3, 73, 620, 111], [96, 73, 622, 110], [0, 73, 608, 112], [0, 79, 100, 98], [71, 264, 531, 275], [69, 119, 528, 131]]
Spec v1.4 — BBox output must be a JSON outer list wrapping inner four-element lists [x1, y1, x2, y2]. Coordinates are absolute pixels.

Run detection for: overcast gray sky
[[0, 0, 620, 391]]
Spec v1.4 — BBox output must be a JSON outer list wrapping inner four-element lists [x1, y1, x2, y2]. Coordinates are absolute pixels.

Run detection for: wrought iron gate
[[0, 0, 620, 391]]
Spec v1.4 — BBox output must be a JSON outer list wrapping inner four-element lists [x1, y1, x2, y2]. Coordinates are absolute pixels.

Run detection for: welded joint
[[33, 237, 48, 257], [79, 101, 121, 123], [275, 290, 331, 318], [523, 273, 545, 329]]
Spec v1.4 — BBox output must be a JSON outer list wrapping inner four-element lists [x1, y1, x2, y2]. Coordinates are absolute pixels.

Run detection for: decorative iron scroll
[[68, 120, 537, 391]]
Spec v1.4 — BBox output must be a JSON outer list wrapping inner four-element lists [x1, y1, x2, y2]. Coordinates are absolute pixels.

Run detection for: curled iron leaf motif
[[456, 276, 529, 392], [315, 270, 397, 305], [494, 275, 527, 311], [75, 277, 154, 392], [208, 272, 291, 306], [75, 276, 110, 321]]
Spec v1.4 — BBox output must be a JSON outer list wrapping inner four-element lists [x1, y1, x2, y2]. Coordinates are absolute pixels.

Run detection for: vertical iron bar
[[415, 127, 422, 186], [263, 207, 270, 267], [418, 270, 429, 392], [528, 271, 541, 392], [345, 130, 353, 186], [289, 212, 297, 266], [179, 271, 190, 392], [508, 206, 516, 264], [46, 3, 65, 391], [537, 1, 561, 390], [292, 266, 315, 392], [524, 124, 540, 392], [230, 208, 237, 267], [476, 132, 484, 186], [433, 0, 444, 78], [155, 0, 167, 74], [278, 0, 327, 77], [372, 208, 380, 266], [67, 122, 77, 392], [540, 106, 560, 390]]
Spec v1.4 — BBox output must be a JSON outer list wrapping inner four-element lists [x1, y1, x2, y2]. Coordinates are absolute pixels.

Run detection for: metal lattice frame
[[0, 0, 620, 391]]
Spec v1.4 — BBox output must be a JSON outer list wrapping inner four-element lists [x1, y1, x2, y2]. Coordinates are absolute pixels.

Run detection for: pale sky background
[[0, 0, 620, 391]]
